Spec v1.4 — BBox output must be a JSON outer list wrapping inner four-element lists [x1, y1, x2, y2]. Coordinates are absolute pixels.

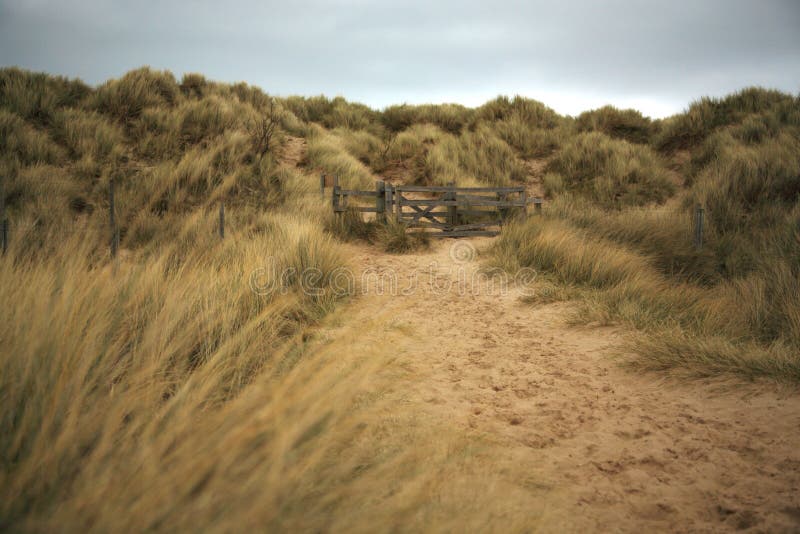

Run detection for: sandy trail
[[317, 237, 800, 532], [279, 136, 307, 168]]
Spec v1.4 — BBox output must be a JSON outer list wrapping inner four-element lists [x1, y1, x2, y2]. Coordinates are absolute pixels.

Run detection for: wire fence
[[0, 174, 710, 259], [0, 209, 710, 256]]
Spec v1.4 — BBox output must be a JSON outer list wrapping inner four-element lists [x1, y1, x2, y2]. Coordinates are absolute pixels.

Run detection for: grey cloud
[[1, 0, 798, 116]]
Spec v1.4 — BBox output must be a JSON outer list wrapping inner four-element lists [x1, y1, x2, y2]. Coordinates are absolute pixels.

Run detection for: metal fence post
[[694, 204, 704, 250]]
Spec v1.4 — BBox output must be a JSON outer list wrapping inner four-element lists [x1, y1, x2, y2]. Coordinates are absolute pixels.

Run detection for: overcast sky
[[1, 0, 798, 118]]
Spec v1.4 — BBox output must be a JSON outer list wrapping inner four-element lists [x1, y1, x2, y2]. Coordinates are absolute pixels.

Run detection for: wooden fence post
[[447, 182, 457, 227], [332, 175, 340, 215], [395, 186, 402, 221], [1, 172, 6, 255], [376, 180, 386, 223], [533, 197, 543, 215], [109, 177, 118, 257], [320, 173, 325, 198], [694, 204, 704, 249], [385, 183, 393, 222], [219, 201, 225, 239], [497, 190, 509, 223]]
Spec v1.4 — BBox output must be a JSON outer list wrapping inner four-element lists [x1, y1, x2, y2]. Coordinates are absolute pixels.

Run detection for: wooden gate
[[324, 174, 538, 238], [392, 185, 527, 237]]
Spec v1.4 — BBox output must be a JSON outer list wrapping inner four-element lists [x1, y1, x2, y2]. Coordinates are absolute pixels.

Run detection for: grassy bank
[[1, 66, 799, 529], [487, 87, 800, 382]]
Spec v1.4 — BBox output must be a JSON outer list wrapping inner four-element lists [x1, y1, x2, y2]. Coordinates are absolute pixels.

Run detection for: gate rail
[[323, 173, 541, 238]]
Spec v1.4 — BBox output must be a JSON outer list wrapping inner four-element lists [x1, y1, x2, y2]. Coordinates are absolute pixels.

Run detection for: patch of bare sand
[[279, 136, 307, 168], [522, 158, 549, 200], [317, 238, 800, 532]]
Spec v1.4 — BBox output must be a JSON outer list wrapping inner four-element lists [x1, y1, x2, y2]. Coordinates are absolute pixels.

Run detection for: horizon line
[[3, 63, 798, 120]]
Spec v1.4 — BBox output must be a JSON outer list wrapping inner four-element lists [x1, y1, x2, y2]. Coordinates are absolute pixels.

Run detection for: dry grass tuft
[[2, 66, 800, 529], [546, 132, 675, 206]]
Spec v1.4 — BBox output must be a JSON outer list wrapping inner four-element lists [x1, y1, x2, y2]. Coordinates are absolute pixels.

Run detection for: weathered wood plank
[[395, 186, 524, 193], [430, 230, 500, 238], [338, 189, 380, 197], [400, 210, 448, 217], [334, 206, 380, 213], [447, 181, 457, 227], [400, 199, 526, 207], [410, 196, 443, 223], [458, 199, 526, 207], [376, 180, 385, 222], [457, 209, 500, 218], [384, 183, 393, 220], [332, 175, 340, 213], [395, 189, 402, 221], [400, 205, 448, 217], [404, 221, 450, 229], [399, 204, 514, 219], [331, 181, 521, 238], [456, 193, 513, 202]]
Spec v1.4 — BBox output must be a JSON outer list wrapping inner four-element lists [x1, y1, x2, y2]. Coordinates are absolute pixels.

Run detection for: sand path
[[319, 237, 800, 532], [282, 134, 800, 531]]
